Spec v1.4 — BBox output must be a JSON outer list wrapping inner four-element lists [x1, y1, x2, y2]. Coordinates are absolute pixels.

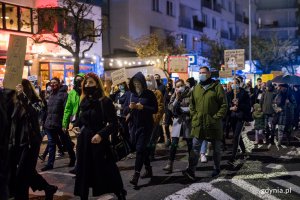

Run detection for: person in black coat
[[0, 88, 15, 200], [227, 78, 251, 165], [163, 79, 174, 147], [72, 73, 126, 200], [123, 72, 158, 186], [9, 79, 57, 200], [41, 78, 76, 171]]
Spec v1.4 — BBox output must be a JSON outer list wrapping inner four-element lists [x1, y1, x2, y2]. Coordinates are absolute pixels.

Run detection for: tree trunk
[[74, 55, 80, 75]]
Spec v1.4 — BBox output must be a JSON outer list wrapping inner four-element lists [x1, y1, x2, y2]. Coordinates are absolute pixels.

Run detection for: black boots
[[129, 171, 140, 186], [141, 166, 153, 179], [45, 184, 58, 200]]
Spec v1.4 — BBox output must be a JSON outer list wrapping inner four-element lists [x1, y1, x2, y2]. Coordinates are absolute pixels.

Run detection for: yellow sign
[[3, 35, 27, 90], [261, 74, 274, 83], [111, 68, 127, 86], [168, 56, 189, 73]]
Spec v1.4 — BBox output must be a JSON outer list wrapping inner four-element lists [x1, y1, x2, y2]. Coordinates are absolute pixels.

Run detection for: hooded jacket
[[62, 73, 85, 128], [124, 72, 158, 130]]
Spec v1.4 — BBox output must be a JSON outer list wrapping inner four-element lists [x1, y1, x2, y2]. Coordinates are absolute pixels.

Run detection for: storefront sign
[[224, 49, 245, 70], [168, 56, 189, 73], [3, 35, 27, 90], [111, 68, 127, 86], [219, 70, 233, 78], [261, 74, 274, 83], [271, 71, 283, 78]]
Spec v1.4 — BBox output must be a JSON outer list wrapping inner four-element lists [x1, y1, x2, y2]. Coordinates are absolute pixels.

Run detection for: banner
[[3, 35, 27, 90], [224, 49, 245, 70], [168, 56, 189, 73], [261, 74, 274, 83], [111, 68, 127, 86]]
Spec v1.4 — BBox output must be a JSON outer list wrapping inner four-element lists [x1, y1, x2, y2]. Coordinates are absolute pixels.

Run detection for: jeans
[[169, 137, 192, 161], [200, 140, 208, 154], [230, 119, 246, 161], [189, 137, 222, 172], [46, 128, 75, 167]]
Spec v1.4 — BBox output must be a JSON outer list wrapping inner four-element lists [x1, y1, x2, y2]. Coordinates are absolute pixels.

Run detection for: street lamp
[[249, 0, 252, 73]]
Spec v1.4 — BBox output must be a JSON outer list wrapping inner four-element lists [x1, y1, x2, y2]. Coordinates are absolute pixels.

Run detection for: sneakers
[[55, 152, 64, 158], [211, 169, 220, 177], [41, 165, 53, 172], [163, 160, 173, 173], [44, 184, 58, 200], [200, 154, 207, 163], [182, 168, 196, 181]]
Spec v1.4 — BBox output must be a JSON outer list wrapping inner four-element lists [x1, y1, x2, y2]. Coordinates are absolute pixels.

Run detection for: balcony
[[193, 20, 205, 32], [202, 0, 221, 13], [179, 17, 191, 29], [221, 30, 229, 39], [202, 0, 212, 9], [258, 21, 298, 29]]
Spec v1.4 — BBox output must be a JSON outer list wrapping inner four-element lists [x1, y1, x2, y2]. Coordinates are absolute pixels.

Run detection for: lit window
[[5, 4, 18, 31], [20, 7, 32, 32], [0, 3, 3, 29]]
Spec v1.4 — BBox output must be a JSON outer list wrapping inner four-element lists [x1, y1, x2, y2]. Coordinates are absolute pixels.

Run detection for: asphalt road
[[29, 124, 300, 200]]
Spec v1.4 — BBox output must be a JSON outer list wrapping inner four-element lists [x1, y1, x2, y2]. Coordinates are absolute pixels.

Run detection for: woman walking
[[9, 79, 57, 200], [73, 73, 126, 200]]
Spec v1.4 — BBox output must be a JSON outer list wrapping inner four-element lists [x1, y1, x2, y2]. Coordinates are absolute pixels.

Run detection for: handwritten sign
[[168, 56, 189, 73], [28, 75, 38, 82], [219, 70, 233, 78], [224, 49, 245, 70], [111, 68, 127, 85], [3, 35, 27, 90]]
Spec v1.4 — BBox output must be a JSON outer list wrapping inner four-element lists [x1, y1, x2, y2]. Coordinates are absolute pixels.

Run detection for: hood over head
[[129, 72, 147, 93]]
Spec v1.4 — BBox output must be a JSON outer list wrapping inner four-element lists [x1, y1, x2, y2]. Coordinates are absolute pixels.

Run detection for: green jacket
[[62, 89, 80, 129], [190, 81, 228, 140]]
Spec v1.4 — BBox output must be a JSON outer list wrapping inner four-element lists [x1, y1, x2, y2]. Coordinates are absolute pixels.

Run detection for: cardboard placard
[[3, 35, 27, 90], [219, 70, 233, 78], [168, 56, 189, 73], [111, 68, 127, 86], [224, 49, 245, 70]]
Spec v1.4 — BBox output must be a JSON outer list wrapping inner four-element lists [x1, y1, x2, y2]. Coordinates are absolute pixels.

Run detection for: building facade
[[0, 0, 103, 89]]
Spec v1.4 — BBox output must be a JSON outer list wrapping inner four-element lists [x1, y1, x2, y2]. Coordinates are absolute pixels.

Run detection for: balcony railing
[[258, 21, 298, 29], [179, 17, 191, 29]]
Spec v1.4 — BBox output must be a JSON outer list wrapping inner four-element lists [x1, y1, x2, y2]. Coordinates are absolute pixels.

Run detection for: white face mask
[[177, 86, 185, 93], [199, 74, 207, 82]]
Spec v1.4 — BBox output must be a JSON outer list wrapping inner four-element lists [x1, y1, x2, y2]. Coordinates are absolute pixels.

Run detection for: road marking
[[279, 156, 292, 160], [165, 182, 234, 200], [265, 164, 283, 169], [39, 171, 75, 177], [271, 179, 300, 195], [229, 179, 281, 200]]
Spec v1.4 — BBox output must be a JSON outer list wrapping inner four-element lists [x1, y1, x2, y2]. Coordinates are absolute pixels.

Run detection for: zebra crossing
[[165, 171, 300, 200]]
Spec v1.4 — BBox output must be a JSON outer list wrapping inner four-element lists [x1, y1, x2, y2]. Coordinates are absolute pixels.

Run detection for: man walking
[[183, 66, 227, 180]]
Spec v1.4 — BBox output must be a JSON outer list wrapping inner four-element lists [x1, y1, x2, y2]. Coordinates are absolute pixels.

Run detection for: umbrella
[[272, 75, 300, 85]]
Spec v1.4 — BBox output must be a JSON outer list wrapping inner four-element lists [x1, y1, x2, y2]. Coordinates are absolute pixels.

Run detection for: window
[[0, 2, 33, 33], [152, 0, 159, 12], [20, 7, 32, 32], [0, 4, 3, 29], [202, 14, 208, 27], [222, 0, 226, 10], [38, 8, 65, 33], [5, 4, 18, 31], [228, 1, 232, 12], [212, 17, 216, 29], [167, 1, 174, 16], [181, 34, 187, 47]]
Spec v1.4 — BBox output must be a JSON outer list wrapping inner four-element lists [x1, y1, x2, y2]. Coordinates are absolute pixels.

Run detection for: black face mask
[[84, 86, 97, 96], [156, 79, 161, 86], [74, 80, 83, 94]]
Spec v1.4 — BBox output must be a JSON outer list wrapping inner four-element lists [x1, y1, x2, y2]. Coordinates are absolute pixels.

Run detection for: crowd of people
[[0, 67, 299, 200]]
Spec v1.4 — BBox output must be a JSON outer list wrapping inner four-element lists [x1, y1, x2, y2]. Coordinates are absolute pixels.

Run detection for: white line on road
[[39, 171, 75, 177], [229, 179, 281, 200], [164, 182, 234, 200], [271, 179, 300, 195], [265, 164, 283, 169]]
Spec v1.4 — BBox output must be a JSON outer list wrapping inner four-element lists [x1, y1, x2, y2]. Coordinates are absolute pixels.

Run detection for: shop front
[[40, 62, 96, 90]]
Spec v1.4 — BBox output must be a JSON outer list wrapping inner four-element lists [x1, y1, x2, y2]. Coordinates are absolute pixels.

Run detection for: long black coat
[[74, 96, 123, 197]]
